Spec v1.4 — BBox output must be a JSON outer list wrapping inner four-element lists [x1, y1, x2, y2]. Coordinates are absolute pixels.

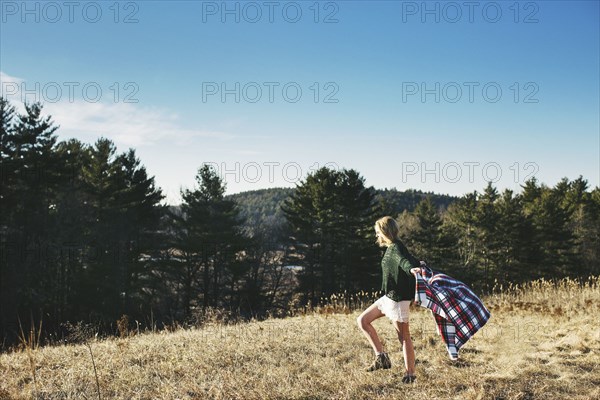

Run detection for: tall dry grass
[[1, 276, 598, 400]]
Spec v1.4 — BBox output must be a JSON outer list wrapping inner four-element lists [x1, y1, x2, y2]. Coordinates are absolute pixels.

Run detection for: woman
[[356, 216, 420, 383]]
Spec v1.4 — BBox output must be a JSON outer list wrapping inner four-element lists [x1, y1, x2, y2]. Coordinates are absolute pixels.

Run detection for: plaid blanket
[[414, 263, 491, 360]]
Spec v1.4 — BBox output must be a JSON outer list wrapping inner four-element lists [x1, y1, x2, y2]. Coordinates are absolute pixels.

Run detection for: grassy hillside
[[1, 278, 598, 400]]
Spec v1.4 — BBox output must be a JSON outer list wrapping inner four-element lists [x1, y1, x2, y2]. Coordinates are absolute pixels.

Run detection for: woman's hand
[[410, 267, 423, 276]]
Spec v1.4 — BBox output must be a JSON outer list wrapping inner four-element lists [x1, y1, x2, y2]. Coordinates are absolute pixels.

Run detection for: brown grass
[[1, 277, 598, 400]]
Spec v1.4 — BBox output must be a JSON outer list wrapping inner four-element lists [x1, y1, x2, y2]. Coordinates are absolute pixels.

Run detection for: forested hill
[[373, 188, 457, 215], [227, 188, 293, 234], [224, 187, 458, 236]]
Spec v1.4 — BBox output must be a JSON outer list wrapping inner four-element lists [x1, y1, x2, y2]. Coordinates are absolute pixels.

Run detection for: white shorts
[[374, 296, 410, 323]]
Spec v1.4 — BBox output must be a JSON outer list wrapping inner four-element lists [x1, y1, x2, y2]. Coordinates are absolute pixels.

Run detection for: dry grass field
[[1, 277, 599, 400]]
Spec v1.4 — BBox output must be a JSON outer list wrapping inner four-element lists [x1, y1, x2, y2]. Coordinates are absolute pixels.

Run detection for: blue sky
[[1, 0, 599, 204]]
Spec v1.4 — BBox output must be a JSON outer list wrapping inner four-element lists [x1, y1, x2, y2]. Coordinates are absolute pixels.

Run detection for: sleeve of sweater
[[398, 255, 413, 276], [394, 241, 420, 275]]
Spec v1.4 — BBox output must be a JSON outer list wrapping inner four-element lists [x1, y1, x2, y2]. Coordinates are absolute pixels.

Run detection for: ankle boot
[[366, 352, 391, 372]]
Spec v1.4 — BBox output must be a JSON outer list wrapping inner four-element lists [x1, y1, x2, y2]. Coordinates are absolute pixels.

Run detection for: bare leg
[[356, 302, 385, 354], [393, 321, 415, 375]]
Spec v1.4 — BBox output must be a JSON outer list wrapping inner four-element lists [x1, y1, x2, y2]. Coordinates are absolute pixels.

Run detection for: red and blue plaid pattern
[[414, 264, 491, 360]]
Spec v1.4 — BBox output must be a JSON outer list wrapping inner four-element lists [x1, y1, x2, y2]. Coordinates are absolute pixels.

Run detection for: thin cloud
[[0, 71, 234, 148], [45, 101, 234, 148], [0, 71, 24, 87], [0, 71, 25, 105]]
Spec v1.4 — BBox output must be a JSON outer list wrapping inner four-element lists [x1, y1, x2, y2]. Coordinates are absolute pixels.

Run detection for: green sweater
[[381, 241, 419, 301]]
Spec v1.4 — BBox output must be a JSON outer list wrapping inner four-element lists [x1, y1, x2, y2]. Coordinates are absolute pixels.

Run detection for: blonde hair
[[374, 216, 400, 247]]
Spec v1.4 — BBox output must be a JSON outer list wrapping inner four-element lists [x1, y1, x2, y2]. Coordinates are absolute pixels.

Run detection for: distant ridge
[[224, 187, 458, 237]]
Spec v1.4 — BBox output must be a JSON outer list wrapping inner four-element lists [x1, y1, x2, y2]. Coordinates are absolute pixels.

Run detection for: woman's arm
[[410, 261, 427, 276], [394, 241, 420, 275]]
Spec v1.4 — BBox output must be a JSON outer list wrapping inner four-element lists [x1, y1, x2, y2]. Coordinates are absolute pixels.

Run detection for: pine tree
[[0, 97, 17, 232], [172, 164, 247, 316], [75, 138, 122, 319], [281, 167, 378, 303], [7, 102, 60, 325], [73, 138, 166, 321], [494, 189, 539, 283], [0, 97, 18, 341], [443, 191, 481, 284], [110, 148, 166, 318], [521, 177, 543, 216], [410, 197, 444, 267], [281, 167, 334, 301], [559, 176, 593, 276], [475, 183, 501, 285], [414, 197, 440, 248], [48, 138, 91, 323], [587, 187, 600, 276], [335, 169, 378, 294], [528, 183, 577, 278], [0, 100, 78, 343]]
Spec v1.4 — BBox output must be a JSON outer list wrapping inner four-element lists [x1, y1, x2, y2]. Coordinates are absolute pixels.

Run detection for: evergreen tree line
[[1, 99, 599, 349], [397, 180, 600, 287]]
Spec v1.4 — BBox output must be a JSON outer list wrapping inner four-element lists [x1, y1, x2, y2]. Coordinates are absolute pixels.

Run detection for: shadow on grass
[[446, 358, 472, 368], [461, 347, 482, 354]]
